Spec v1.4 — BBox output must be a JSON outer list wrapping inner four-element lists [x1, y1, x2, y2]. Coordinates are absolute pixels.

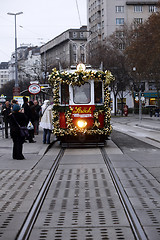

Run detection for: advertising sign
[[28, 84, 41, 95]]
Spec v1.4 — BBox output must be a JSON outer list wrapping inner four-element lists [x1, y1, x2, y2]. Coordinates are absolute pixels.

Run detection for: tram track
[[101, 147, 148, 240], [16, 148, 65, 240], [15, 145, 148, 240]]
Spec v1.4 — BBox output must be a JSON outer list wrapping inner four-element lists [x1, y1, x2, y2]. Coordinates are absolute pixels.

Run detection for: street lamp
[[7, 12, 23, 95], [133, 67, 143, 121]]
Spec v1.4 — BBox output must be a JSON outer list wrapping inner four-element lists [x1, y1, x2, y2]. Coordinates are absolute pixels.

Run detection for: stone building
[[9, 44, 41, 83], [87, 0, 158, 44], [0, 62, 9, 89], [40, 26, 88, 73]]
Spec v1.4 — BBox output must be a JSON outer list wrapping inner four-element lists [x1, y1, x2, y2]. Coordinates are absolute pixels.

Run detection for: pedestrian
[[28, 101, 36, 142], [2, 100, 11, 138], [22, 97, 35, 143], [34, 100, 41, 135], [11, 99, 19, 110], [0, 103, 2, 115], [8, 104, 27, 160], [40, 100, 53, 144], [149, 108, 153, 117], [155, 107, 159, 117]]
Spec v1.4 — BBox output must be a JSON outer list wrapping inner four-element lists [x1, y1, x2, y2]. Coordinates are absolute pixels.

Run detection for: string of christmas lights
[[48, 68, 114, 137]]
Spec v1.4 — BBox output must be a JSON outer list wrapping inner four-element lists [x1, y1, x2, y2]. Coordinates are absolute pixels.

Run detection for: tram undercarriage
[[58, 134, 108, 147]]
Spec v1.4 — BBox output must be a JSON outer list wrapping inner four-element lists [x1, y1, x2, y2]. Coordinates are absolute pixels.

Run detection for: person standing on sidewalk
[[34, 100, 41, 135], [9, 104, 27, 160], [40, 100, 53, 144], [22, 97, 35, 143], [2, 101, 11, 138]]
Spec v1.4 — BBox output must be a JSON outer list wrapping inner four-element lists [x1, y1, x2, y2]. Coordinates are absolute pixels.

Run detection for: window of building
[[118, 43, 125, 50], [73, 32, 77, 38], [73, 54, 77, 62], [102, 21, 104, 28], [97, 23, 101, 30], [116, 31, 124, 38], [73, 44, 77, 52], [80, 32, 84, 38], [134, 18, 143, 24], [116, 18, 124, 25], [61, 83, 69, 105], [73, 83, 91, 104], [148, 82, 157, 90], [80, 54, 85, 62], [134, 5, 143, 12], [116, 6, 124, 13], [149, 5, 157, 12]]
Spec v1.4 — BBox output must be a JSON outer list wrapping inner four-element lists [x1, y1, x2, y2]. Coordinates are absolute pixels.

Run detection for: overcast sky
[[0, 0, 87, 62]]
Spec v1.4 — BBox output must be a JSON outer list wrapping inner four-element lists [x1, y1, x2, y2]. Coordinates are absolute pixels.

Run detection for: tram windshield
[[73, 83, 91, 104]]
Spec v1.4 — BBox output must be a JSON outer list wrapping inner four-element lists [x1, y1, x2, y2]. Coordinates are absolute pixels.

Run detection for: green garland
[[49, 68, 114, 137]]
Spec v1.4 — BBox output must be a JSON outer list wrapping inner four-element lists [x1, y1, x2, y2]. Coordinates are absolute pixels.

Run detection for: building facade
[[87, 0, 158, 44], [87, 0, 159, 114], [40, 26, 88, 73], [9, 44, 41, 84], [0, 62, 9, 89]]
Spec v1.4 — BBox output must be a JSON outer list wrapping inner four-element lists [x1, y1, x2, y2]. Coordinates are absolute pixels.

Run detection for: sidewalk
[[0, 128, 56, 170], [111, 113, 160, 131], [111, 113, 160, 149]]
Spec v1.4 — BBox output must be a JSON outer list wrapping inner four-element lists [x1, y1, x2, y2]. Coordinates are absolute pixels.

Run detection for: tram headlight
[[77, 119, 87, 128]]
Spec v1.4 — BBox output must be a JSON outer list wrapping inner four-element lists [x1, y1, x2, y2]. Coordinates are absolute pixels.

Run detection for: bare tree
[[125, 2, 160, 106]]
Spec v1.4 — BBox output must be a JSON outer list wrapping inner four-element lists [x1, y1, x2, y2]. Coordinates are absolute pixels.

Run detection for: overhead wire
[[75, 0, 82, 26]]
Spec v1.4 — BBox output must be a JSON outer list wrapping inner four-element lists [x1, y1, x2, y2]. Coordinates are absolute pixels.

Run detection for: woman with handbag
[[9, 104, 27, 160]]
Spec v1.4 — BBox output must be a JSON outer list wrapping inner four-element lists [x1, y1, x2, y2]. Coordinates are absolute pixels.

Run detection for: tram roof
[[64, 65, 102, 73]]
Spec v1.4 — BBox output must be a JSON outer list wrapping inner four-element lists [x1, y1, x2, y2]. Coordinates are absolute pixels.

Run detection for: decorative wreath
[[48, 68, 114, 137]]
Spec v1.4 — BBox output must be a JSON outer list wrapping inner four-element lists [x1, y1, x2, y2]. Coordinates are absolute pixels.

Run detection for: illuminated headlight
[[77, 120, 87, 128]]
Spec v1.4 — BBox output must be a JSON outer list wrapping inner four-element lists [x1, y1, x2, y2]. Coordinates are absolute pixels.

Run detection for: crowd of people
[[0, 98, 53, 160]]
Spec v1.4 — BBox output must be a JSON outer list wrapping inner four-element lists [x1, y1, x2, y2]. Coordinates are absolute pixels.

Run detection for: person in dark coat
[[22, 97, 35, 143], [28, 101, 36, 142], [2, 101, 11, 138], [34, 100, 41, 135], [9, 104, 27, 160]]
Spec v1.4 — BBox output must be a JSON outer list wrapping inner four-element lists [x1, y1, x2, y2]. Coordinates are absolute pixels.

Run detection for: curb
[[136, 123, 160, 132]]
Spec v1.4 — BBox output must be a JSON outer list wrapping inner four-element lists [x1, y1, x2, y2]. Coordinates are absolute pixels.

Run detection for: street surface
[[0, 115, 159, 239]]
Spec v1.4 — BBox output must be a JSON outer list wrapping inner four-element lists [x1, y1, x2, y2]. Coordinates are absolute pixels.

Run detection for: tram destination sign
[[28, 83, 41, 95]]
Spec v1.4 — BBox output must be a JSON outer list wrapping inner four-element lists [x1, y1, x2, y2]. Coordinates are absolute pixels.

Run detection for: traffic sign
[[28, 84, 41, 95], [13, 87, 20, 96]]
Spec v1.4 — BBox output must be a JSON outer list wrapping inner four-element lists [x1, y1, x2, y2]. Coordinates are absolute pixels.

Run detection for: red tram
[[48, 64, 114, 144]]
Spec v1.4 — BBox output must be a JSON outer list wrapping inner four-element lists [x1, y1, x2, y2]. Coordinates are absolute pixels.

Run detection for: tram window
[[61, 83, 69, 105], [73, 83, 91, 104], [94, 81, 102, 104]]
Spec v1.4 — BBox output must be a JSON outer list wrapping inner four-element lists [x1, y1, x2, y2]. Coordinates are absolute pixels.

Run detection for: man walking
[[2, 101, 11, 138]]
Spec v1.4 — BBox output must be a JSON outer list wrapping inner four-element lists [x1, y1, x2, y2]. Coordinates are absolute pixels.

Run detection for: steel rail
[[101, 147, 148, 240], [16, 147, 65, 240]]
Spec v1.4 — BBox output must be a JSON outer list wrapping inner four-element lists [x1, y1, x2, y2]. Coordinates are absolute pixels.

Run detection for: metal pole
[[7, 12, 23, 89], [14, 14, 18, 87]]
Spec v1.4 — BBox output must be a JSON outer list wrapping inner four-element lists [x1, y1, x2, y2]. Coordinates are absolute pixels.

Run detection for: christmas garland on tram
[[48, 64, 114, 143]]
